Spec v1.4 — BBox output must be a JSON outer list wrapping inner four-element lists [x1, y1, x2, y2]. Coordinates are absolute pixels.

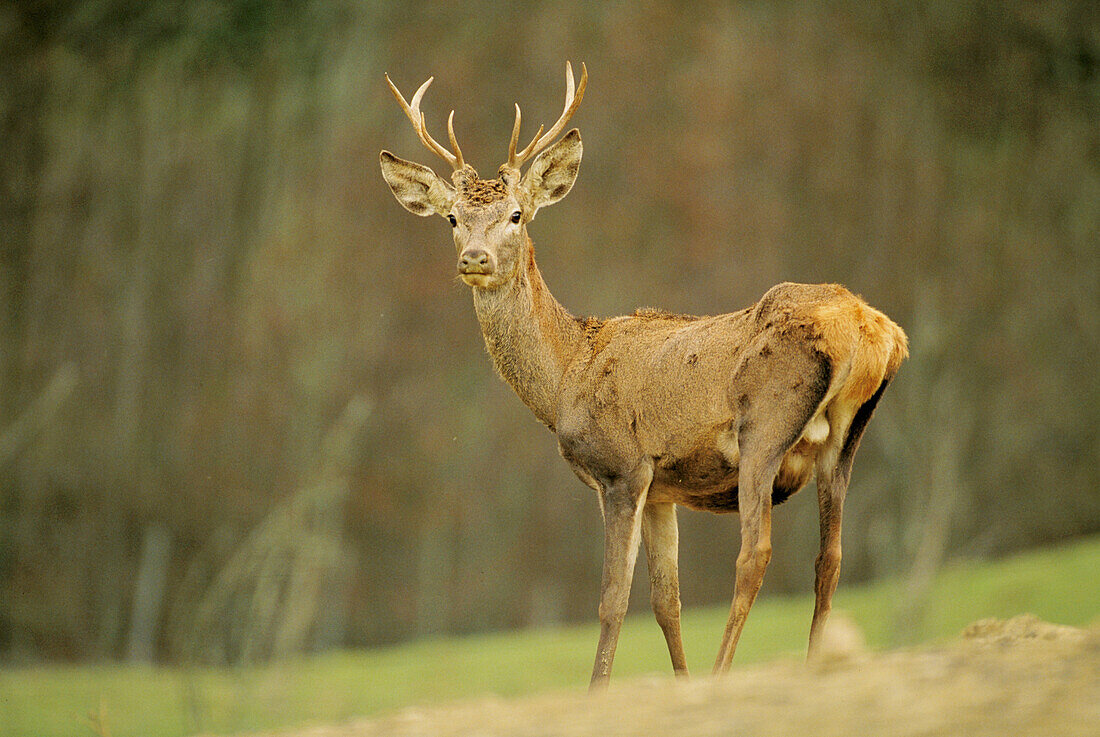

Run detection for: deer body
[[557, 283, 904, 507], [380, 63, 907, 689]]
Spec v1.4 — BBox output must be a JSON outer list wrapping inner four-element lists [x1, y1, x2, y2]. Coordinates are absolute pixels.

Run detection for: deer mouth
[[459, 272, 494, 287]]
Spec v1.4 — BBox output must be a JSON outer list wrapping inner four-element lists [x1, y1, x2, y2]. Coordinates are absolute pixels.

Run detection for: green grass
[[2, 535, 1098, 737]]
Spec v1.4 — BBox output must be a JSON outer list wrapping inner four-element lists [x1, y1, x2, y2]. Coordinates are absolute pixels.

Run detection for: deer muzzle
[[458, 248, 494, 276]]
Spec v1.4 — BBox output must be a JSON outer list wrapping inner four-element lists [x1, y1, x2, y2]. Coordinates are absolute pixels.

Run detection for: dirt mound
[[237, 616, 1100, 737], [961, 613, 1089, 644]]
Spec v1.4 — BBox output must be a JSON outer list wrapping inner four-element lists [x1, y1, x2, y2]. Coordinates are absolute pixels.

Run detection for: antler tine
[[537, 61, 586, 147], [507, 104, 522, 166], [508, 103, 544, 169], [385, 73, 464, 171], [446, 110, 464, 170], [384, 74, 424, 130], [507, 61, 587, 170]]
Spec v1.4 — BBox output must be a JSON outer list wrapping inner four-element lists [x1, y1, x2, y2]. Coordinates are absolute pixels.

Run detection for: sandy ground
[[239, 615, 1099, 737]]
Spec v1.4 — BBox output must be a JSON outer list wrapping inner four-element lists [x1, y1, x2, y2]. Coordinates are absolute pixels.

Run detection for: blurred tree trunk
[[125, 524, 172, 662], [0, 9, 49, 423]]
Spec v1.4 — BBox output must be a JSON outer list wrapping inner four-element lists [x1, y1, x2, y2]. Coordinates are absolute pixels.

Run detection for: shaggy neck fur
[[471, 236, 585, 430]]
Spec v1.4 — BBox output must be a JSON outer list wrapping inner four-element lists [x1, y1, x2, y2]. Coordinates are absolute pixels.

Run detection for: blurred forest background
[[1, 0, 1097, 666]]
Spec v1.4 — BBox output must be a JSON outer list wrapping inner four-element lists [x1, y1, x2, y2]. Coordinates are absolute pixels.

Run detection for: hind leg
[[807, 380, 891, 657], [807, 457, 848, 656], [713, 449, 779, 674], [714, 345, 832, 673]]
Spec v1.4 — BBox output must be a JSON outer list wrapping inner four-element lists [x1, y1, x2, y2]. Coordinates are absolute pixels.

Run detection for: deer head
[[380, 63, 587, 289]]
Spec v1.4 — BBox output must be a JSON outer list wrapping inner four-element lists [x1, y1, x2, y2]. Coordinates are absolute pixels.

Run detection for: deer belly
[[649, 440, 818, 513], [649, 448, 741, 512]]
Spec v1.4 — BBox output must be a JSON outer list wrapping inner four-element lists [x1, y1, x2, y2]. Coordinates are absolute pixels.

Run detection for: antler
[[507, 61, 587, 170], [385, 74, 465, 171]]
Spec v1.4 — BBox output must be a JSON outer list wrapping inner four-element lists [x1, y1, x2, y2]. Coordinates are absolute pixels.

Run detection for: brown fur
[[459, 173, 509, 205], [380, 75, 908, 689]]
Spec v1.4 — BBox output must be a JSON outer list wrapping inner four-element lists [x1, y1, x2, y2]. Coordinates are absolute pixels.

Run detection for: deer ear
[[520, 129, 582, 218], [380, 151, 456, 217]]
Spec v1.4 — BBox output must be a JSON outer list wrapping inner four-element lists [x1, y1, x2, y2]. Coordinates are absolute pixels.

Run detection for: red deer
[[379, 63, 908, 689]]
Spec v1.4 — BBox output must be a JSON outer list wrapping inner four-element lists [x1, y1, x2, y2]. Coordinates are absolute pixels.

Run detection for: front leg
[[590, 462, 653, 690], [642, 501, 688, 677]]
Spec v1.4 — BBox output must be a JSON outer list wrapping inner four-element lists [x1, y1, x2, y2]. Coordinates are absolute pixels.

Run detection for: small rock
[[814, 610, 867, 660]]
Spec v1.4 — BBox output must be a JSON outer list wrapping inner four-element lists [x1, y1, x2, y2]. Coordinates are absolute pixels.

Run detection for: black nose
[[458, 249, 493, 275]]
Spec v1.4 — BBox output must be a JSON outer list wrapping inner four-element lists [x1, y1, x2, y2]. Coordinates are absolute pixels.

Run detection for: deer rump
[[557, 282, 907, 513]]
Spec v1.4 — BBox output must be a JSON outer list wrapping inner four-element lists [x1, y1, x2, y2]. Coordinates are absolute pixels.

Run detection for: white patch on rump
[[801, 413, 830, 445]]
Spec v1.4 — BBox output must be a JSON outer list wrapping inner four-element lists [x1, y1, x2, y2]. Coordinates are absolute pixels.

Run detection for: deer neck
[[471, 238, 584, 430]]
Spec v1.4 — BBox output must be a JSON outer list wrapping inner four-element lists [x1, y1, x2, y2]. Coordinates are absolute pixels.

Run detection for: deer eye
[[448, 214, 457, 227], [510, 211, 522, 224]]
